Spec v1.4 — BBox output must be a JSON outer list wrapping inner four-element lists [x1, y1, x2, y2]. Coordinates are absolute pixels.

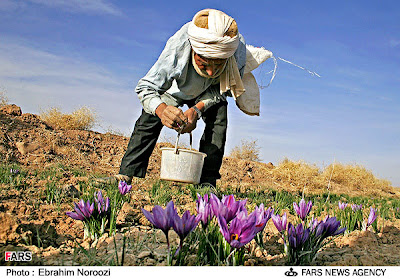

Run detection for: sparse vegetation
[[40, 106, 97, 130], [265, 159, 393, 196], [229, 139, 261, 162], [0, 91, 8, 107]]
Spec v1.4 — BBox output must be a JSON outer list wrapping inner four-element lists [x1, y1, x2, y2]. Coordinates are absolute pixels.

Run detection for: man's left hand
[[181, 107, 198, 133]]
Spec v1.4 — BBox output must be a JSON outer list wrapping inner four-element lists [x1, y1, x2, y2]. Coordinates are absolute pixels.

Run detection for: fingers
[[161, 106, 188, 130], [181, 120, 197, 134]]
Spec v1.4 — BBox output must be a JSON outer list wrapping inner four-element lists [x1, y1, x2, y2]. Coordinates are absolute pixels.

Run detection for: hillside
[[1, 104, 398, 198]]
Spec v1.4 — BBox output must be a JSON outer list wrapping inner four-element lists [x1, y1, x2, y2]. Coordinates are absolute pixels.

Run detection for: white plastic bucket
[[160, 133, 206, 184]]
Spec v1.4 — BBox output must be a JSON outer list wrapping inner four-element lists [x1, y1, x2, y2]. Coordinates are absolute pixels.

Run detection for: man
[[112, 9, 247, 186]]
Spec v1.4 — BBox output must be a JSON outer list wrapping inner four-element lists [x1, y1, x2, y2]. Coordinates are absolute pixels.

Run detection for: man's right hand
[[155, 103, 188, 131]]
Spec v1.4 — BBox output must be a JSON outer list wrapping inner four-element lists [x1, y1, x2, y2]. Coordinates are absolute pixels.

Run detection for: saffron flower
[[196, 194, 214, 228], [141, 201, 175, 247], [249, 204, 273, 234], [287, 223, 310, 249], [94, 191, 110, 215], [210, 194, 246, 223], [338, 201, 348, 210], [293, 199, 312, 221], [309, 217, 320, 231], [218, 211, 257, 248], [315, 216, 346, 238], [172, 210, 199, 251], [367, 207, 377, 228], [272, 212, 288, 233], [118, 180, 132, 195], [351, 204, 362, 212], [66, 199, 94, 221], [10, 168, 20, 174]]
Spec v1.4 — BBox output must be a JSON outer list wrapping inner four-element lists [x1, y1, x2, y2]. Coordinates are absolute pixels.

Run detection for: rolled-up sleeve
[[135, 25, 190, 115], [135, 52, 177, 115]]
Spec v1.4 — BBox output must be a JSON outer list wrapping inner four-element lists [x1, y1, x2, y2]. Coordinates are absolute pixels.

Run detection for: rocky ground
[[1, 104, 399, 266]]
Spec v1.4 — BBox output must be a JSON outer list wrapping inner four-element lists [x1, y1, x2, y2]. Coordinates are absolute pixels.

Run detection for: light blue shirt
[[135, 22, 247, 115]]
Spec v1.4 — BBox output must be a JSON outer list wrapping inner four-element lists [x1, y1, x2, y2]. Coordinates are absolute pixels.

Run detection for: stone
[[15, 141, 40, 155], [244, 259, 256, 266], [122, 254, 137, 266], [62, 184, 80, 198], [137, 250, 151, 259], [116, 202, 137, 225], [0, 212, 20, 244], [144, 258, 156, 265], [255, 249, 263, 258], [0, 104, 22, 116], [342, 254, 359, 266]]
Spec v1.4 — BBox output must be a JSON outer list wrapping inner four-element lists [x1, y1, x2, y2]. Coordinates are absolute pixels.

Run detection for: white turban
[[187, 9, 239, 59], [188, 9, 245, 99]]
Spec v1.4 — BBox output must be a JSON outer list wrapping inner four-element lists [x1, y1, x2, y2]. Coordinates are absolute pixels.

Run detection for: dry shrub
[[0, 91, 8, 107], [269, 158, 323, 191], [230, 139, 261, 162], [266, 159, 394, 196], [320, 163, 393, 193], [40, 106, 97, 130]]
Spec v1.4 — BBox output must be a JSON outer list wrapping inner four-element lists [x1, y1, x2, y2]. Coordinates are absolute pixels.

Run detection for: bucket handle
[[174, 132, 192, 154]]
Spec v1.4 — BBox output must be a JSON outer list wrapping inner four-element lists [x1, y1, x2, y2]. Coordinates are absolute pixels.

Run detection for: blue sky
[[1, 0, 399, 186]]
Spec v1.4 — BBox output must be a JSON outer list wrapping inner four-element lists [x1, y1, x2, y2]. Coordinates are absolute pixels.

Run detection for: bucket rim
[[160, 147, 207, 157]]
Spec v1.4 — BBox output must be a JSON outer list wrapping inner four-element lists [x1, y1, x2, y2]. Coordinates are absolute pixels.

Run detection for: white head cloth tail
[[188, 9, 245, 99]]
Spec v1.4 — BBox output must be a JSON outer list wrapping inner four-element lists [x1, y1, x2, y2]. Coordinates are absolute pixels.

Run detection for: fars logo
[[5, 251, 32, 262]]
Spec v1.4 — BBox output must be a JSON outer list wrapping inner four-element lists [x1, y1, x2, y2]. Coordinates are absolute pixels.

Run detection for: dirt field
[[1, 104, 399, 266]]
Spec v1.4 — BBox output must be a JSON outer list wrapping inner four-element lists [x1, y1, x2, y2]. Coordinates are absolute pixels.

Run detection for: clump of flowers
[[273, 199, 346, 265], [66, 191, 110, 239], [10, 168, 20, 175], [362, 207, 378, 231], [335, 201, 364, 233], [142, 194, 274, 266], [66, 180, 133, 240], [338, 201, 348, 210], [351, 204, 363, 212], [293, 199, 312, 221], [141, 201, 175, 251], [142, 201, 198, 264]]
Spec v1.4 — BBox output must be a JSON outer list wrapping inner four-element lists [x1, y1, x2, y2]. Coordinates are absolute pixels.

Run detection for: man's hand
[[181, 107, 198, 134], [155, 103, 188, 131]]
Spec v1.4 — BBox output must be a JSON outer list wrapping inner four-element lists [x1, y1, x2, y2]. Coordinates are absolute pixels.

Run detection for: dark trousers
[[119, 101, 228, 185]]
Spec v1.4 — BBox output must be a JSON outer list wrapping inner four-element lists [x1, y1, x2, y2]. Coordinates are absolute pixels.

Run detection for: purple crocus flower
[[196, 194, 214, 228], [118, 180, 132, 195], [172, 210, 199, 253], [10, 168, 20, 174], [210, 194, 247, 223], [338, 202, 348, 210], [249, 204, 273, 234], [293, 199, 312, 221], [351, 204, 363, 212], [272, 212, 288, 233], [141, 201, 176, 247], [315, 216, 346, 238], [218, 211, 257, 248], [309, 217, 320, 231], [66, 199, 94, 221], [367, 207, 377, 227], [287, 223, 310, 249], [94, 191, 110, 215]]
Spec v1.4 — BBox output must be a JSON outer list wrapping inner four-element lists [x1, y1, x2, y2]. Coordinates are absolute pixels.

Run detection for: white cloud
[[26, 0, 122, 16], [0, 37, 142, 135], [389, 39, 400, 48]]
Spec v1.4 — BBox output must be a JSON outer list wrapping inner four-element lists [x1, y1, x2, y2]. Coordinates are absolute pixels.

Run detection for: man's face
[[193, 52, 227, 77]]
